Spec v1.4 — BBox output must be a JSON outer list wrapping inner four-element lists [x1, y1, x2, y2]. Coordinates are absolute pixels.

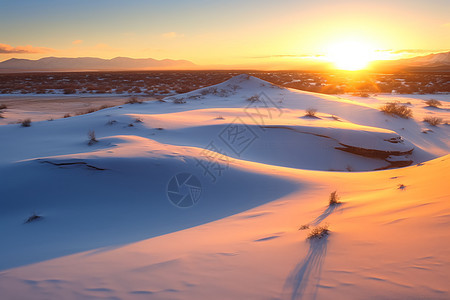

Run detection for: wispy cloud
[[161, 32, 184, 39], [249, 54, 324, 59], [72, 40, 83, 45], [0, 43, 55, 54], [376, 49, 447, 55]]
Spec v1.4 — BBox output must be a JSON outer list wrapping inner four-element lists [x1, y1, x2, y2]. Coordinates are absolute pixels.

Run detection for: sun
[[326, 41, 375, 71]]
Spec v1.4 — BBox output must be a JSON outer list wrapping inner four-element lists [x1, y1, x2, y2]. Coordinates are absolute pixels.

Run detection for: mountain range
[[369, 51, 450, 72], [0, 51, 449, 72], [0, 56, 196, 72]]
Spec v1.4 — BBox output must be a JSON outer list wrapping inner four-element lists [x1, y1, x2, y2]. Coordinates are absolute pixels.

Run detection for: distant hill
[[0, 56, 196, 72], [370, 51, 450, 72]]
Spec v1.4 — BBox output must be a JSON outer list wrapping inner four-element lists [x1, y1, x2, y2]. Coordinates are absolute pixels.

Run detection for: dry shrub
[[425, 99, 442, 108], [423, 116, 443, 126], [88, 130, 98, 145], [380, 102, 413, 119], [21, 119, 31, 127], [329, 191, 341, 205], [247, 95, 260, 102], [126, 96, 143, 104], [305, 108, 317, 117], [308, 224, 329, 239]]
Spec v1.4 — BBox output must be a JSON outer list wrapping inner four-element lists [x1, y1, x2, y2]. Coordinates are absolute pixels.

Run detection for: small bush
[[21, 119, 31, 127], [126, 96, 143, 104], [25, 213, 42, 223], [308, 224, 329, 239], [305, 108, 317, 117], [329, 191, 341, 205], [134, 117, 143, 123], [299, 224, 309, 230], [247, 95, 260, 102], [425, 99, 442, 108], [423, 116, 443, 126], [88, 130, 98, 145], [173, 98, 186, 104], [0, 104, 7, 110], [380, 102, 413, 119], [63, 113, 71, 118]]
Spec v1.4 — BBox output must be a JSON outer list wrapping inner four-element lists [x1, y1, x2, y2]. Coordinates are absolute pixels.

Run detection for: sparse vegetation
[[305, 108, 317, 117], [134, 117, 143, 123], [88, 130, 98, 145], [64, 113, 71, 118], [215, 116, 225, 120], [380, 102, 413, 119], [126, 96, 143, 104], [423, 116, 443, 126], [25, 213, 42, 224], [425, 99, 442, 108], [21, 118, 31, 127], [299, 224, 310, 230], [329, 191, 341, 206], [173, 98, 186, 104], [247, 95, 260, 102], [308, 224, 329, 239]]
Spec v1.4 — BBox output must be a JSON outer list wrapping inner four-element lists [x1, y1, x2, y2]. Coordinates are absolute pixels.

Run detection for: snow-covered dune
[[0, 75, 449, 299]]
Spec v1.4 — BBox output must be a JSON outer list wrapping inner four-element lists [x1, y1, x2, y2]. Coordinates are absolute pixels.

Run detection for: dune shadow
[[0, 158, 300, 271], [283, 237, 329, 300]]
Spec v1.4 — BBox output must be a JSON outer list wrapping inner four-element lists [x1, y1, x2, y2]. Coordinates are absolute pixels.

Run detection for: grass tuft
[[88, 130, 98, 145], [329, 191, 341, 206], [308, 224, 329, 239]]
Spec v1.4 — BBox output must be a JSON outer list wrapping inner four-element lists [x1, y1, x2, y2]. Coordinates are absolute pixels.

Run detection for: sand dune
[[0, 75, 449, 299]]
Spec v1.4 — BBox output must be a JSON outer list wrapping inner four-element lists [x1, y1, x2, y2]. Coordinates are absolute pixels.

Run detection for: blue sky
[[1, 0, 449, 66]]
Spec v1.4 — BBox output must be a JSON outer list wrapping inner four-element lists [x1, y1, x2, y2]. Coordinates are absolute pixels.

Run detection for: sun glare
[[326, 41, 375, 71]]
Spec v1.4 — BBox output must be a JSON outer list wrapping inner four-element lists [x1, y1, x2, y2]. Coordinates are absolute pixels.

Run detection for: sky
[[0, 0, 449, 68]]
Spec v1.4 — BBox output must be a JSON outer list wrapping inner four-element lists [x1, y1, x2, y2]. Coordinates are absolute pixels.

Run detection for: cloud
[[249, 54, 324, 59], [72, 40, 83, 45], [0, 43, 55, 54], [376, 49, 449, 55], [162, 32, 184, 39]]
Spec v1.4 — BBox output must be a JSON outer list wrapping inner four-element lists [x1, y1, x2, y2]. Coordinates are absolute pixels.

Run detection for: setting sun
[[326, 41, 375, 71]]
